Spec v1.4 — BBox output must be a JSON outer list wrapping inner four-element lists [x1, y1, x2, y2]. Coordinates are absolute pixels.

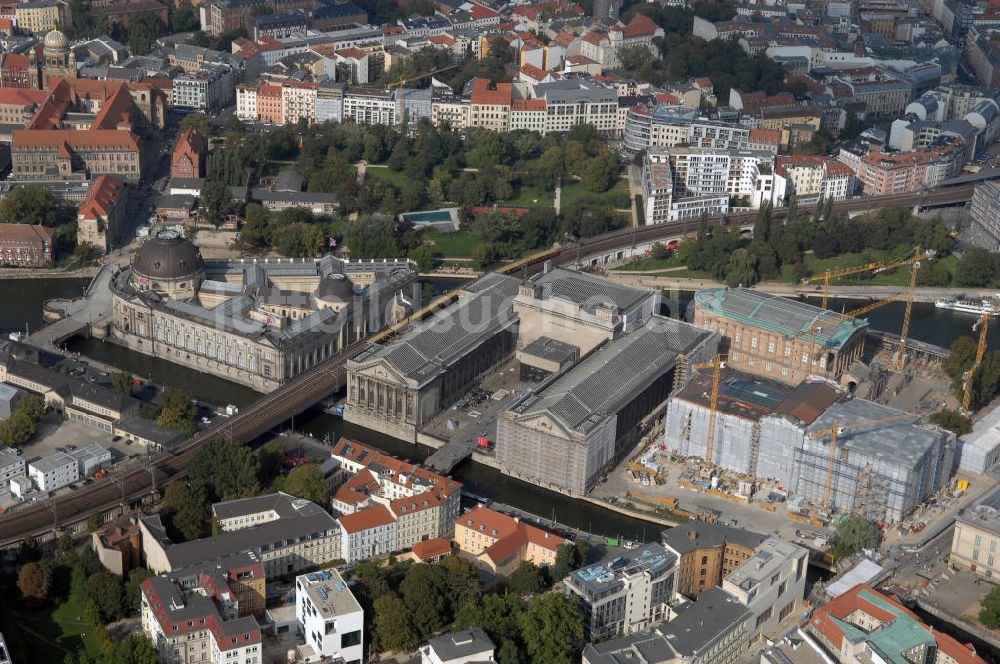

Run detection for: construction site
[[598, 247, 999, 550]]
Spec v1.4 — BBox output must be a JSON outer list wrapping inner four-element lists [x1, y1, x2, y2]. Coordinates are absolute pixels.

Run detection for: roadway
[[0, 185, 974, 546]]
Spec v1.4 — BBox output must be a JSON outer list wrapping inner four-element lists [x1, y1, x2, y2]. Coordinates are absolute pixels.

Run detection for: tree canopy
[[0, 184, 59, 226], [831, 515, 879, 560], [273, 463, 329, 505]]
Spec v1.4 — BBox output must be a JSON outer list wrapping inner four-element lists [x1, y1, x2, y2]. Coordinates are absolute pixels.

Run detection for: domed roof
[[43, 29, 68, 51], [314, 274, 355, 301], [133, 230, 204, 281]]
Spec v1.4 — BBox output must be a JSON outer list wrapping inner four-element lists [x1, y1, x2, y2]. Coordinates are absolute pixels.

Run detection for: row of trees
[[351, 553, 586, 662], [944, 337, 1000, 411]]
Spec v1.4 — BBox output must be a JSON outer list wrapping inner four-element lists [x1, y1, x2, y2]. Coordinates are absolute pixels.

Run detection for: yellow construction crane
[[962, 306, 994, 414], [810, 414, 914, 512], [800, 248, 926, 309], [392, 65, 458, 127], [692, 354, 727, 468]]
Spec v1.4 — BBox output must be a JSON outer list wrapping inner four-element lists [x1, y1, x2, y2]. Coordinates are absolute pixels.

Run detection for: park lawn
[[424, 230, 482, 258], [614, 253, 687, 272], [17, 594, 103, 663], [365, 167, 411, 189], [777, 251, 956, 287], [506, 182, 555, 208], [560, 178, 630, 210]]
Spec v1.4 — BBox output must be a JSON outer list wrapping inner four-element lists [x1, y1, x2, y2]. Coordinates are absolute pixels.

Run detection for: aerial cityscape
[[0, 0, 1000, 661]]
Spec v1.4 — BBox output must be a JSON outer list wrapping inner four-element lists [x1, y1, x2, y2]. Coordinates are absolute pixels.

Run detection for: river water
[[0, 277, 982, 541]]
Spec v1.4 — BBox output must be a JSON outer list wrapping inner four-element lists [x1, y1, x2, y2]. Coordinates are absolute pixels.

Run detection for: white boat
[[934, 297, 1000, 315]]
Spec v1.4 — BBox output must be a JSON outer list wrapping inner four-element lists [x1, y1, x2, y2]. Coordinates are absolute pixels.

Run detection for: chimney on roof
[[688, 530, 698, 542], [514, 516, 520, 523]]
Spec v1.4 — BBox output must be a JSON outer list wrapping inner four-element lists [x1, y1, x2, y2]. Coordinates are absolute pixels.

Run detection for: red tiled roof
[[519, 63, 548, 82], [338, 504, 395, 534], [429, 34, 456, 46], [0, 87, 46, 106], [470, 78, 511, 106], [78, 175, 123, 219], [470, 2, 499, 19], [460, 506, 566, 566], [0, 224, 54, 245], [512, 98, 546, 110], [13, 129, 139, 152], [566, 54, 596, 65], [336, 47, 366, 60], [411, 538, 452, 560], [749, 128, 781, 143], [582, 30, 607, 45], [555, 31, 576, 47], [619, 12, 659, 38]]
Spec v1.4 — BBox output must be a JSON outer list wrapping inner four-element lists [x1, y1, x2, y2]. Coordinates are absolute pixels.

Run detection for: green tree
[[409, 245, 435, 272], [506, 561, 546, 595], [955, 249, 998, 288], [179, 114, 212, 138], [17, 561, 52, 601], [112, 372, 133, 396], [161, 481, 207, 541], [87, 511, 104, 532], [518, 593, 582, 664], [125, 568, 154, 615], [399, 564, 450, 638], [831, 515, 879, 560], [171, 1, 200, 32], [257, 440, 286, 486], [273, 463, 329, 505], [157, 387, 196, 435], [188, 438, 260, 502], [373, 593, 418, 653], [725, 248, 759, 288], [981, 586, 1000, 629], [0, 184, 58, 226], [273, 223, 325, 258], [930, 408, 972, 436], [87, 571, 125, 622], [126, 12, 166, 55], [454, 593, 524, 663], [198, 181, 233, 227], [552, 542, 583, 581]]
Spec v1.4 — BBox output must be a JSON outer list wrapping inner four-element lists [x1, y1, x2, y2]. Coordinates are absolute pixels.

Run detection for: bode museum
[[109, 231, 418, 391]]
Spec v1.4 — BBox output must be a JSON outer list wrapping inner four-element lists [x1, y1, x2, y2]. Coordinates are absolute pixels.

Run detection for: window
[[977, 534, 983, 546], [767, 341, 775, 353], [341, 630, 361, 647]]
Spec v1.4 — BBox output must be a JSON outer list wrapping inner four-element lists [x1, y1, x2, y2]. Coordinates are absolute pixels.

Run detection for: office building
[[970, 180, 1000, 251], [497, 315, 717, 496], [295, 569, 363, 664], [564, 543, 679, 640], [582, 588, 751, 664], [141, 493, 342, 576], [721, 538, 807, 639], [692, 287, 868, 385], [68, 443, 111, 476], [661, 521, 766, 598], [453, 506, 566, 576], [0, 448, 24, 488], [110, 232, 418, 392], [28, 452, 78, 492], [141, 552, 264, 664]]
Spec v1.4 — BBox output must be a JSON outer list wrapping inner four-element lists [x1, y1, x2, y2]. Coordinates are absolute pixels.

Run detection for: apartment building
[[661, 522, 766, 598], [721, 538, 807, 639], [623, 105, 697, 152], [469, 78, 511, 132], [968, 179, 1000, 251], [15, 0, 66, 34], [582, 588, 751, 664], [454, 506, 566, 576], [856, 139, 964, 195], [281, 81, 318, 125], [0, 88, 47, 126], [28, 452, 78, 492], [564, 543, 679, 640], [296, 569, 363, 664], [431, 94, 469, 130], [642, 158, 674, 224], [173, 65, 238, 111], [774, 156, 855, 203], [142, 493, 342, 576], [330, 438, 462, 557], [141, 552, 264, 664], [534, 79, 618, 135], [77, 175, 126, 253], [343, 87, 396, 125], [510, 98, 546, 132]]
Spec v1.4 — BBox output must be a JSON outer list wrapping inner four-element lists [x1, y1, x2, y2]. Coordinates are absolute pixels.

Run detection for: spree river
[[0, 278, 987, 542]]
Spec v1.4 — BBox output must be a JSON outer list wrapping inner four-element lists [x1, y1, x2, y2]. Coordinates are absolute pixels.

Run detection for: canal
[[0, 277, 991, 541]]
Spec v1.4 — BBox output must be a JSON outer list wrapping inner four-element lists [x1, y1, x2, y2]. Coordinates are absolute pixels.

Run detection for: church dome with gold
[[43, 29, 69, 52]]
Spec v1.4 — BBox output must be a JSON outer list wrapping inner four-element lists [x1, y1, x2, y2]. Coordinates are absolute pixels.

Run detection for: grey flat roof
[[806, 398, 941, 466], [29, 452, 76, 473], [568, 543, 677, 598], [531, 266, 654, 314], [349, 272, 521, 386], [508, 316, 713, 435], [520, 336, 579, 364], [298, 568, 362, 618], [116, 416, 184, 446], [212, 491, 322, 521], [661, 521, 766, 556], [425, 628, 495, 661]]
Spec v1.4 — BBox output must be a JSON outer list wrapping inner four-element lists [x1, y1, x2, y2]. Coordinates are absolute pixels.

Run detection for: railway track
[[0, 184, 976, 545]]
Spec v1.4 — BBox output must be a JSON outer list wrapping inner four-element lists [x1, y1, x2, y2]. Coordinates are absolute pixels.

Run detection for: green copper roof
[[693, 287, 868, 351]]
